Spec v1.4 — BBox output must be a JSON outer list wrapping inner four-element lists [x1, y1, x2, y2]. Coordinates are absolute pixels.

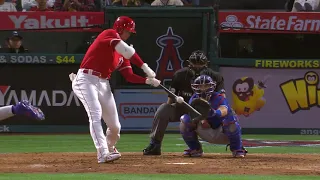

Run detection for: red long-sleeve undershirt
[[119, 67, 147, 84]]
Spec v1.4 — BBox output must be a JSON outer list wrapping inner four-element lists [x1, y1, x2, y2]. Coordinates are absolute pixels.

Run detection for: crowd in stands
[[286, 0, 320, 11], [0, 0, 198, 12], [1, 0, 320, 12]]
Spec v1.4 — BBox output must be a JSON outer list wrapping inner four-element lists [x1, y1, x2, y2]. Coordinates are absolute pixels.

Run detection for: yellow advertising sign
[[255, 60, 320, 68], [280, 71, 319, 113]]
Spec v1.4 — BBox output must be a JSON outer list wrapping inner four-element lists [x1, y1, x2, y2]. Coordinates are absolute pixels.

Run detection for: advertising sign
[[219, 12, 320, 34], [0, 64, 88, 126], [220, 67, 320, 131], [0, 53, 83, 64], [114, 89, 180, 131], [0, 12, 104, 32]]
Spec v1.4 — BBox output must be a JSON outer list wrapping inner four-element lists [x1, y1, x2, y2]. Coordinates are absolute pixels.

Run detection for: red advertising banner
[[219, 11, 320, 34], [0, 12, 104, 32]]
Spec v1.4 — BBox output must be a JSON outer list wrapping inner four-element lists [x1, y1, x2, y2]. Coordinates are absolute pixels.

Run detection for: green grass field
[[0, 134, 319, 180]]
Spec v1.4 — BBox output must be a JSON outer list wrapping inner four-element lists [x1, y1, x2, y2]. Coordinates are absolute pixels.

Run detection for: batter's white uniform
[[70, 29, 160, 163]]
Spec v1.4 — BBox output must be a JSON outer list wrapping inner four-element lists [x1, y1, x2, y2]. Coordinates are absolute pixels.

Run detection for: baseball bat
[[159, 84, 202, 117]]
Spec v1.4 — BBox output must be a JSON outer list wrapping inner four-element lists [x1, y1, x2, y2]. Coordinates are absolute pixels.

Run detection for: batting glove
[[146, 78, 161, 87], [69, 73, 76, 82]]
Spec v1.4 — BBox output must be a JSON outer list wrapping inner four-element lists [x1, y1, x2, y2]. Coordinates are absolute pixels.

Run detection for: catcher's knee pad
[[180, 114, 196, 132], [222, 120, 243, 151]]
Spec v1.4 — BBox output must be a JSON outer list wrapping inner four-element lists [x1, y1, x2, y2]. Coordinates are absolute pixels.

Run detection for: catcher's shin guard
[[222, 118, 246, 157], [180, 114, 201, 150]]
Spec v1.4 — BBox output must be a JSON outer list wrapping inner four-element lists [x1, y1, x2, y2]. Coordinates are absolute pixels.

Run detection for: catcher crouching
[[179, 75, 248, 158]]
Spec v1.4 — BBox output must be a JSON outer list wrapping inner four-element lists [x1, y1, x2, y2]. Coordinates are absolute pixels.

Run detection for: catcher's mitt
[[189, 98, 211, 123]]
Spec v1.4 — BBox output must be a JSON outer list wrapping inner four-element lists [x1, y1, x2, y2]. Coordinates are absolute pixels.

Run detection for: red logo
[[0, 86, 10, 95], [155, 27, 184, 86]]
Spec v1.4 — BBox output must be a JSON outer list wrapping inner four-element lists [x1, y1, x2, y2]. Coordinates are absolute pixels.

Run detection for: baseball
[[176, 96, 184, 103]]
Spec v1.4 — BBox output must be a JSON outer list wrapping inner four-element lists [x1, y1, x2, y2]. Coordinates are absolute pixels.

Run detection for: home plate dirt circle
[[0, 152, 320, 175]]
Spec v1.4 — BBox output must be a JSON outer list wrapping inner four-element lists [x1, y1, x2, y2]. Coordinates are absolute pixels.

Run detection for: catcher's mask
[[191, 75, 216, 100], [187, 50, 208, 74]]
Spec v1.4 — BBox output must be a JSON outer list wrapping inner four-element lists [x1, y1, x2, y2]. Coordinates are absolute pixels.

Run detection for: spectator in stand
[[29, 0, 53, 10], [181, 0, 198, 6], [0, 31, 28, 54], [22, 0, 54, 11], [0, 0, 17, 11], [151, 0, 183, 6], [6, 0, 22, 11], [288, 0, 320, 11], [54, 0, 96, 11], [112, 0, 147, 6]]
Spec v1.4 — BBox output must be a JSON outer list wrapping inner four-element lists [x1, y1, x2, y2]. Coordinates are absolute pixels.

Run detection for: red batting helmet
[[113, 16, 136, 34]]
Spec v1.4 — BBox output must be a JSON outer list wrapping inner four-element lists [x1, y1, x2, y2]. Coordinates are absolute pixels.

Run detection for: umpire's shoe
[[143, 143, 161, 155]]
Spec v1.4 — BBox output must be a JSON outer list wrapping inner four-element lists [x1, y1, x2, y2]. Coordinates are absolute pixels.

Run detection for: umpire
[[143, 50, 225, 155]]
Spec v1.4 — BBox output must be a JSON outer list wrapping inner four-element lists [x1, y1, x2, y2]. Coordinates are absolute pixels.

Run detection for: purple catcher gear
[[180, 114, 202, 156], [183, 148, 203, 157], [191, 75, 216, 100], [222, 119, 247, 158], [13, 100, 45, 120]]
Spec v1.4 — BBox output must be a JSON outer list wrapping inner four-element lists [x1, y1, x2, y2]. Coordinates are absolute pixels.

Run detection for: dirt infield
[[0, 152, 320, 175]]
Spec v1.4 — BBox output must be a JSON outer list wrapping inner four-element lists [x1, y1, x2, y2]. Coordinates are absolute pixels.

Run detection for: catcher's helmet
[[191, 75, 216, 100], [113, 16, 136, 34]]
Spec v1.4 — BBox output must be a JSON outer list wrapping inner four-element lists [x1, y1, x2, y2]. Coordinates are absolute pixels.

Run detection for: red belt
[[82, 69, 108, 79]]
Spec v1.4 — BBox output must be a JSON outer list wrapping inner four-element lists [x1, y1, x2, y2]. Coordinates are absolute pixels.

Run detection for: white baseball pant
[[0, 106, 14, 121], [72, 69, 121, 159]]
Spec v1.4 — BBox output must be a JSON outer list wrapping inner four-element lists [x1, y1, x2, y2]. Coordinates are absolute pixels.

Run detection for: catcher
[[179, 75, 247, 158]]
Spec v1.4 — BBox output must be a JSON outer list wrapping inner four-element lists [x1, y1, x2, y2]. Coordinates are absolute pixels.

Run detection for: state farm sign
[[219, 12, 320, 34], [0, 12, 104, 32]]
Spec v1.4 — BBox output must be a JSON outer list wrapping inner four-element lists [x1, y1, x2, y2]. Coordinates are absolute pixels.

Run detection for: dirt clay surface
[[0, 152, 320, 175]]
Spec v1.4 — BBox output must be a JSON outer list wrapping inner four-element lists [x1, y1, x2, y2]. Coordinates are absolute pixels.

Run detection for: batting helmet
[[113, 16, 136, 34]]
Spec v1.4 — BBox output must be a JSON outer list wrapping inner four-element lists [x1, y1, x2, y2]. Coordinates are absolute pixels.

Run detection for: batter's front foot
[[143, 143, 161, 155], [109, 146, 121, 157], [98, 152, 121, 163]]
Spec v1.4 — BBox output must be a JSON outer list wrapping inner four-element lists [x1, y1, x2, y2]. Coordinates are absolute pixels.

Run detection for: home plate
[[165, 162, 194, 165]]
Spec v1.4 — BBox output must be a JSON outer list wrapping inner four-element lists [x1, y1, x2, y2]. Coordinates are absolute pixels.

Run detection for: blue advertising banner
[[114, 89, 180, 131]]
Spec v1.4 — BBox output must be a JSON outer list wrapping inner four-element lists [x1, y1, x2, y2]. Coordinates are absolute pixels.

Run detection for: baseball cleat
[[110, 146, 121, 157], [98, 152, 121, 163], [14, 100, 45, 120], [232, 148, 248, 158], [183, 149, 203, 157], [143, 143, 161, 155]]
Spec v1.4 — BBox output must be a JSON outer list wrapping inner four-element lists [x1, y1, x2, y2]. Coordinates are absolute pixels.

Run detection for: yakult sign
[[0, 12, 104, 32], [219, 12, 320, 33]]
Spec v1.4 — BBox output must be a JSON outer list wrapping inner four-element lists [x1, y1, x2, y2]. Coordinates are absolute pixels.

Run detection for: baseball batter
[[180, 75, 247, 158], [0, 100, 44, 121], [143, 50, 225, 155], [69, 16, 161, 163]]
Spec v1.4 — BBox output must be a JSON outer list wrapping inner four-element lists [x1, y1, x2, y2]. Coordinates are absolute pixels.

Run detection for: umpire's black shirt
[[169, 67, 224, 103]]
